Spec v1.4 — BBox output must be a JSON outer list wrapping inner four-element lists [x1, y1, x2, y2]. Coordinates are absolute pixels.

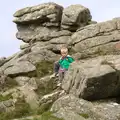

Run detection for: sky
[[0, 0, 120, 57]]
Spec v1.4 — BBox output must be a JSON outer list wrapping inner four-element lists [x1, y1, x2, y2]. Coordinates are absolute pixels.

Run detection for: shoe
[[57, 80, 62, 87], [57, 82, 62, 87], [50, 73, 58, 78], [55, 73, 59, 77], [50, 73, 56, 78]]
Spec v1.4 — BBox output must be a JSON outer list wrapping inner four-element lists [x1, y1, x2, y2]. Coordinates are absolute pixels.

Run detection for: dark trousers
[[54, 61, 60, 74], [54, 61, 67, 82]]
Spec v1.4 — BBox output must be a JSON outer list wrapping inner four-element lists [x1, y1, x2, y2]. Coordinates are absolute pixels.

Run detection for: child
[[50, 47, 74, 83]]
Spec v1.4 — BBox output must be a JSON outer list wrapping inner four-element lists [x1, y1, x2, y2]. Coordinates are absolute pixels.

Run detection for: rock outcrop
[[62, 55, 120, 100], [61, 4, 91, 31], [1, 2, 120, 120], [51, 95, 120, 120], [71, 18, 120, 58]]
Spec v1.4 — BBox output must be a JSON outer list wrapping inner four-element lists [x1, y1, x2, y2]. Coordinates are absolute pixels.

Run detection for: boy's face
[[61, 51, 68, 57]]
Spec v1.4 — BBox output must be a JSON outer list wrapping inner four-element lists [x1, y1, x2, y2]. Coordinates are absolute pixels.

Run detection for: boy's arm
[[68, 57, 75, 63]]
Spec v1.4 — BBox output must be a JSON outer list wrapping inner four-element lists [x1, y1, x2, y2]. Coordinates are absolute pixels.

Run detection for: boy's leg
[[54, 61, 60, 76], [59, 70, 67, 81], [58, 70, 67, 86], [57, 72, 64, 86], [50, 61, 60, 78], [58, 72, 64, 82]]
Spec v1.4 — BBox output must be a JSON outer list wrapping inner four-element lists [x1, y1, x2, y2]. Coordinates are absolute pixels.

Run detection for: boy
[[50, 47, 74, 83]]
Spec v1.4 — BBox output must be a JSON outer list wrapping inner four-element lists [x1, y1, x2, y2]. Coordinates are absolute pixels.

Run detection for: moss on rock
[[79, 113, 89, 119], [0, 97, 32, 120], [0, 93, 13, 102], [0, 77, 18, 92], [37, 111, 64, 120], [35, 61, 53, 78]]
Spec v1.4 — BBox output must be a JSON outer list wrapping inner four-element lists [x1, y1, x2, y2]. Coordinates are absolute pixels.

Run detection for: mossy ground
[[0, 96, 59, 120], [35, 78, 56, 97], [0, 98, 32, 120], [0, 77, 18, 92], [0, 61, 60, 120], [33, 111, 64, 120], [0, 93, 13, 102], [35, 61, 53, 78], [35, 60, 56, 96], [79, 113, 89, 119]]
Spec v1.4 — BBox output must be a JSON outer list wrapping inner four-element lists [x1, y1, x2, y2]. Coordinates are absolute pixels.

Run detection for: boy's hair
[[60, 47, 68, 53]]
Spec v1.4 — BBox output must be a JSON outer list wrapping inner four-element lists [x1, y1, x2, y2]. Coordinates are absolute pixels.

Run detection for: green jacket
[[59, 55, 74, 70]]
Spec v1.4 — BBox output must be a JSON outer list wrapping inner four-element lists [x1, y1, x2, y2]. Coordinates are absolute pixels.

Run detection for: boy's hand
[[75, 59, 79, 62]]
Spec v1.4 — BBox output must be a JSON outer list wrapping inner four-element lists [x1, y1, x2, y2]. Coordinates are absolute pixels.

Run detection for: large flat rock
[[13, 2, 63, 27], [62, 55, 120, 100]]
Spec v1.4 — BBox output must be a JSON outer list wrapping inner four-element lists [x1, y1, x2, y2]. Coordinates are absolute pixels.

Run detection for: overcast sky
[[0, 0, 120, 57]]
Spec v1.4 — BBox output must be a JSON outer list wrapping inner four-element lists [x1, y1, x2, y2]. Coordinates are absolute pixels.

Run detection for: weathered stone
[[13, 2, 63, 27], [51, 95, 120, 120], [113, 17, 120, 29], [53, 108, 88, 120], [0, 57, 6, 67], [28, 49, 57, 64], [16, 23, 71, 43], [70, 18, 120, 57], [61, 4, 92, 31], [39, 91, 62, 105], [20, 43, 30, 50], [4, 61, 36, 76], [14, 76, 30, 86], [3, 99, 14, 107], [51, 95, 94, 119], [27, 77, 38, 90], [2, 2, 120, 120], [37, 91, 63, 114], [49, 36, 71, 44], [2, 49, 31, 71], [1, 88, 20, 97], [62, 55, 120, 100], [0, 99, 14, 113], [16, 26, 58, 43], [35, 75, 57, 96], [0, 75, 7, 90], [73, 30, 120, 52], [20, 85, 39, 109], [88, 20, 97, 25], [72, 19, 119, 44]]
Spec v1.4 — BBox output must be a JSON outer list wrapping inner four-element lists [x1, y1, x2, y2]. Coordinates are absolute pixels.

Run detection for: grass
[[0, 77, 18, 92], [0, 93, 13, 102], [0, 97, 56, 120], [0, 60, 61, 120], [0, 107, 63, 120], [35, 78, 56, 97], [35, 61, 53, 78], [79, 113, 89, 119], [36, 101, 53, 115], [34, 111, 64, 120], [0, 97, 32, 120]]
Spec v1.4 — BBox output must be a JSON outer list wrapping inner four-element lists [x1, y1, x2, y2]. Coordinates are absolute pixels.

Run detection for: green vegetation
[[36, 102, 53, 115], [0, 98, 32, 120], [34, 111, 64, 120], [36, 61, 53, 78], [0, 105, 63, 120], [79, 113, 89, 119], [0, 96, 56, 120], [35, 60, 56, 96], [35, 78, 56, 96], [0, 77, 18, 92], [0, 93, 12, 102]]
